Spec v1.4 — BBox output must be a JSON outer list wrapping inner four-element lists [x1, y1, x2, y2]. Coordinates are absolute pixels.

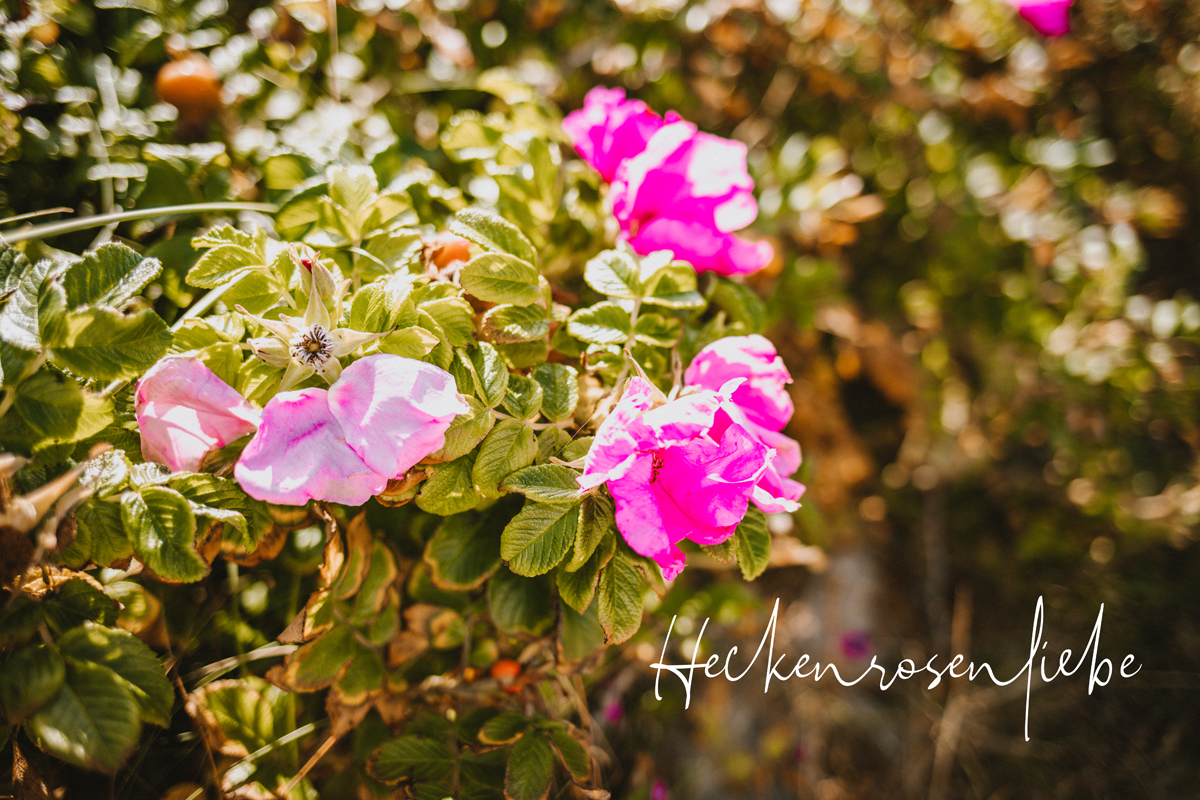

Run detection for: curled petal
[[628, 216, 773, 277], [234, 388, 386, 505], [685, 334, 794, 430], [328, 354, 469, 479], [135, 357, 260, 473]]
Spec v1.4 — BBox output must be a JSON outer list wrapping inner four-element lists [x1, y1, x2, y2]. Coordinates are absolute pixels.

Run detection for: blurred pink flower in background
[[840, 630, 872, 661], [686, 335, 805, 513], [603, 701, 623, 724], [564, 86, 773, 276], [579, 377, 772, 580], [235, 355, 467, 505], [652, 779, 669, 800], [1013, 0, 1072, 36], [135, 357, 260, 472]]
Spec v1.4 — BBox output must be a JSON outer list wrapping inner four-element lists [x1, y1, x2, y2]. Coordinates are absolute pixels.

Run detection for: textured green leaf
[[469, 342, 510, 408], [451, 208, 538, 266], [63, 497, 132, 569], [733, 506, 771, 580], [25, 660, 141, 773], [0, 255, 50, 351], [0, 644, 65, 722], [643, 263, 705, 310], [477, 711, 531, 745], [328, 165, 378, 220], [557, 542, 604, 615], [278, 624, 356, 691], [567, 302, 631, 345], [14, 370, 113, 442], [460, 253, 541, 306], [473, 420, 537, 499], [425, 513, 503, 591], [42, 580, 118, 634], [488, 568, 554, 636], [597, 550, 644, 645], [531, 364, 578, 423], [633, 313, 683, 347], [501, 501, 577, 577], [535, 427, 571, 465], [0, 244, 31, 297], [57, 623, 173, 727], [221, 268, 285, 314], [567, 492, 615, 572], [416, 455, 481, 516], [430, 396, 495, 462], [350, 274, 418, 332], [504, 730, 554, 800], [378, 325, 440, 358], [558, 601, 606, 662], [48, 307, 172, 381], [501, 374, 544, 420], [421, 296, 476, 347], [584, 249, 641, 299], [171, 473, 267, 552], [122, 487, 208, 583], [370, 735, 455, 784], [545, 726, 590, 781], [501, 464, 582, 505], [62, 243, 161, 309], [483, 304, 551, 343], [187, 225, 265, 288]]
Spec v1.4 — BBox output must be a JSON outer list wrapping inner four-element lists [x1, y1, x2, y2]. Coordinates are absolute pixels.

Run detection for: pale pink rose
[[563, 87, 667, 183], [234, 354, 468, 506], [1013, 0, 1071, 36], [327, 354, 469, 479], [579, 378, 771, 580], [686, 336, 804, 513], [135, 357, 261, 473], [234, 388, 387, 506]]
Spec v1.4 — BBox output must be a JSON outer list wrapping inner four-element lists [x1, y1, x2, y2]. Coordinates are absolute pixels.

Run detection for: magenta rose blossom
[[578, 377, 772, 580], [685, 335, 805, 513], [562, 86, 667, 183], [1013, 0, 1072, 36], [235, 354, 468, 505], [135, 356, 261, 472]]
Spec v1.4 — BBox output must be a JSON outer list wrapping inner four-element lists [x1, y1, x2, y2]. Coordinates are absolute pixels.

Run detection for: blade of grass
[[0, 202, 278, 244]]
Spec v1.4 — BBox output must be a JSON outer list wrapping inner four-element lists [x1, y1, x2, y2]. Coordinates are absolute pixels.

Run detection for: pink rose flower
[[135, 357, 261, 473], [685, 335, 805, 513], [235, 354, 468, 506], [610, 120, 773, 276], [578, 377, 772, 580], [1013, 0, 1072, 36], [562, 87, 667, 183]]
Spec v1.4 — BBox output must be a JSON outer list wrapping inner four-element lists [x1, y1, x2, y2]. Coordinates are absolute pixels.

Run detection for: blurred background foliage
[[2, 0, 1199, 796]]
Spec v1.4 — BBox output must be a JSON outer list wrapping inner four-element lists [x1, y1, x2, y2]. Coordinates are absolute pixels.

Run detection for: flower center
[[290, 325, 333, 367]]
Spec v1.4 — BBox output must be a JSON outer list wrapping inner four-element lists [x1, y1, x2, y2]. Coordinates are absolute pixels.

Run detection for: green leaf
[[557, 538, 606, 615], [501, 374, 544, 420], [421, 296, 475, 347], [196, 342, 242, 388], [701, 538, 737, 565], [558, 602, 606, 662], [441, 112, 504, 161], [171, 473, 266, 552], [488, 568, 554, 636], [416, 456, 481, 516], [275, 625, 355, 691], [62, 243, 162, 309], [567, 302, 631, 345], [733, 506, 771, 580], [597, 550, 644, 645], [57, 623, 173, 727], [328, 165, 379, 221], [477, 711, 531, 745], [451, 208, 538, 267], [378, 326, 440, 358], [14, 370, 113, 442], [482, 304, 551, 343], [221, 269, 285, 315], [25, 660, 141, 773], [545, 726, 589, 781], [370, 735, 455, 784], [643, 263, 705, 310], [469, 343, 510, 408], [48, 307, 172, 382], [170, 318, 238, 353], [0, 255, 50, 351], [122, 487, 209, 583], [460, 253, 542, 307], [63, 498, 132, 569], [0, 644, 65, 722], [350, 274, 418, 332], [424, 513, 503, 591], [187, 226, 265, 288], [0, 244, 31, 297], [42, 580, 118, 634], [430, 396, 495, 462], [501, 464, 582, 505], [504, 730, 554, 800], [500, 502, 578, 577], [567, 492, 615, 572], [633, 313, 683, 347], [531, 364, 578, 423], [584, 249, 641, 299], [473, 420, 536, 499], [711, 277, 766, 335]]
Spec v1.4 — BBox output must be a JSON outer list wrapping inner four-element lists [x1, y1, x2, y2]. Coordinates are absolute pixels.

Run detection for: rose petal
[[563, 86, 665, 183], [579, 377, 661, 490], [135, 357, 261, 473], [655, 420, 771, 529], [234, 388, 385, 506], [628, 217, 774, 276], [685, 335, 794, 430], [1015, 0, 1071, 36], [327, 354, 469, 479]]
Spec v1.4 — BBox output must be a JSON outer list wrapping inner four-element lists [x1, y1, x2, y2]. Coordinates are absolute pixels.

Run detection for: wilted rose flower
[[685, 335, 805, 513], [610, 121, 773, 276], [563, 86, 667, 183], [135, 357, 261, 472], [578, 377, 772, 580], [235, 354, 468, 505], [1013, 0, 1072, 36]]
